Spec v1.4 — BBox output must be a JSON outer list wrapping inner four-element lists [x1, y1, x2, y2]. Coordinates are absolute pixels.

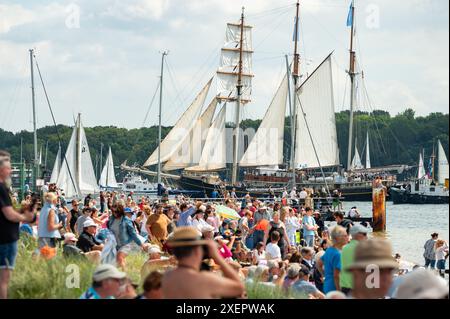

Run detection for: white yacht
[[121, 173, 158, 195]]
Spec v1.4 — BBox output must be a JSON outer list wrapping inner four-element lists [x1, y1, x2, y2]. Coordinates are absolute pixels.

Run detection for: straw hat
[[346, 239, 399, 271], [166, 226, 208, 248]]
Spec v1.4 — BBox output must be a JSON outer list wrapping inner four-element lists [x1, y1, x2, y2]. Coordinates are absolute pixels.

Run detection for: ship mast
[[431, 140, 436, 181], [346, 0, 356, 171], [231, 7, 245, 185], [290, 0, 300, 188], [157, 51, 168, 185], [30, 49, 38, 191]]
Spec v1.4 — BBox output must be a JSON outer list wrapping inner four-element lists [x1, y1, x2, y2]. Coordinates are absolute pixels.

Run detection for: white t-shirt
[[299, 191, 308, 199], [266, 242, 281, 260]]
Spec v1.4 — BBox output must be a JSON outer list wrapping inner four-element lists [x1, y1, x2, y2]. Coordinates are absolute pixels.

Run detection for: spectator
[[423, 233, 438, 269], [340, 224, 369, 295], [317, 225, 348, 294], [292, 264, 325, 299], [265, 231, 282, 262], [77, 219, 104, 253], [80, 264, 127, 299], [162, 227, 244, 298], [140, 271, 164, 299], [347, 239, 398, 299], [302, 207, 318, 247], [37, 192, 63, 249]]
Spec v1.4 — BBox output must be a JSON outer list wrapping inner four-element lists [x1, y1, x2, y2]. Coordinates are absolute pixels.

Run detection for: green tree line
[[1, 109, 448, 178]]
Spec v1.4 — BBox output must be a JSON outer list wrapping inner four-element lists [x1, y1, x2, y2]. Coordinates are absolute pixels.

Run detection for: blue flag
[[293, 17, 299, 41], [346, 1, 353, 27]]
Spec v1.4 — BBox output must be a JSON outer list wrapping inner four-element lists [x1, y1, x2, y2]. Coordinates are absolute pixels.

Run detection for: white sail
[[99, 147, 118, 188], [294, 54, 339, 168], [49, 146, 61, 184], [57, 125, 79, 197], [185, 106, 227, 172], [240, 74, 288, 167], [351, 145, 363, 170], [163, 98, 218, 171], [365, 132, 371, 169], [437, 140, 449, 185], [57, 115, 99, 197], [143, 78, 213, 167], [78, 119, 100, 195], [418, 152, 426, 179]]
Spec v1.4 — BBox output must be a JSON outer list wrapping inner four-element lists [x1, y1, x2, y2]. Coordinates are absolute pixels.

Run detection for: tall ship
[[122, 2, 404, 200], [390, 140, 449, 204]]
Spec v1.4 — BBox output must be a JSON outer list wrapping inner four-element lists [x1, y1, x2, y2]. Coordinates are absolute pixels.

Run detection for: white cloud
[[0, 4, 35, 33], [102, 0, 170, 21]]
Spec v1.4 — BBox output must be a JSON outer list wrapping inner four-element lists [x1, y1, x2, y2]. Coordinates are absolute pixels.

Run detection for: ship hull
[[390, 188, 449, 204]]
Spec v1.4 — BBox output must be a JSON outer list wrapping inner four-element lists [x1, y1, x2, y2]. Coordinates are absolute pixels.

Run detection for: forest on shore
[[1, 109, 448, 178]]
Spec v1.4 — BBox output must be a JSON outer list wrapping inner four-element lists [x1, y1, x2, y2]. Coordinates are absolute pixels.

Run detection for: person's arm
[[227, 236, 236, 250], [205, 240, 245, 297], [262, 226, 270, 248], [314, 289, 326, 299], [333, 269, 341, 292], [1, 206, 34, 223], [47, 209, 62, 232], [66, 211, 72, 232], [282, 224, 290, 247], [126, 218, 145, 248]]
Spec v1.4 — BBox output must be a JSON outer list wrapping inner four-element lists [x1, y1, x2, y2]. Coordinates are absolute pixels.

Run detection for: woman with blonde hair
[[435, 239, 449, 278], [37, 192, 63, 248], [263, 211, 290, 259]]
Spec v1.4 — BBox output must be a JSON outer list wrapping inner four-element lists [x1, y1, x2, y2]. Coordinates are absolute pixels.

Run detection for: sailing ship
[[55, 114, 99, 198], [390, 140, 449, 204], [121, 2, 401, 200], [98, 146, 120, 190]]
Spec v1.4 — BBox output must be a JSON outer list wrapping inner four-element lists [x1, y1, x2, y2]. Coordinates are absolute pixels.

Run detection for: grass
[[10, 236, 306, 299], [9, 236, 147, 299]]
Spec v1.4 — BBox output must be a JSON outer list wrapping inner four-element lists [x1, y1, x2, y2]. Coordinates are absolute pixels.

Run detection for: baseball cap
[[350, 224, 370, 236], [92, 264, 126, 282]]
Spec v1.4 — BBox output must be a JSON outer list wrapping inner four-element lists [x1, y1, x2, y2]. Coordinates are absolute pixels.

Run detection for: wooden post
[[372, 177, 386, 232]]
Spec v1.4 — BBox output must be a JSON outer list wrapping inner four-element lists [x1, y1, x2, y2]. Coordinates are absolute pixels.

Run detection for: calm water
[[338, 201, 449, 265]]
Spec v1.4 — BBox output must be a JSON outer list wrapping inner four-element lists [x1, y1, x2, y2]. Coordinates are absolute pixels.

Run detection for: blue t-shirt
[[321, 247, 342, 293], [302, 215, 316, 236]]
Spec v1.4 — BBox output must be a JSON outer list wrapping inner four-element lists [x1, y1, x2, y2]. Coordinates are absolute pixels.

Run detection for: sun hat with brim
[[346, 239, 399, 271], [83, 219, 97, 228], [167, 226, 209, 248], [214, 235, 229, 245], [92, 264, 126, 282], [394, 268, 449, 299], [64, 233, 78, 243], [148, 245, 162, 255]]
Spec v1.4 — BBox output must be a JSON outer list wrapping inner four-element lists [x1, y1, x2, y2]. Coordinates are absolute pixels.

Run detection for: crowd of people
[[0, 150, 448, 300]]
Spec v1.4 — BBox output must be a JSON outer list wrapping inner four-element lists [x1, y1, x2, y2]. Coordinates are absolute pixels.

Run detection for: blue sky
[[0, 0, 448, 133]]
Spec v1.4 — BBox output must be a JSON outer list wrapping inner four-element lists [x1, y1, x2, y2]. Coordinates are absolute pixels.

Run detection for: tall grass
[[10, 237, 306, 299], [9, 236, 147, 299]]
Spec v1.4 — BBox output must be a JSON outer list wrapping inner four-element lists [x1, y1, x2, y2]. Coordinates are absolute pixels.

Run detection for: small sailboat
[[99, 147, 119, 189], [56, 114, 99, 198], [365, 132, 371, 169], [49, 145, 61, 184], [391, 141, 449, 204]]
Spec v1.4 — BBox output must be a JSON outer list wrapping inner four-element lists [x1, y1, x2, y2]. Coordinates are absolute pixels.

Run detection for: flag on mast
[[346, 1, 354, 27]]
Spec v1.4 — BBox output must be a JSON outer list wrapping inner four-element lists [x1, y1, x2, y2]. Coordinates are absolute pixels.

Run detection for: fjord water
[[341, 201, 449, 265]]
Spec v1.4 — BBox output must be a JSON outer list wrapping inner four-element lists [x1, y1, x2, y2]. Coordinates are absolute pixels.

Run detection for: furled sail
[[163, 98, 218, 171], [365, 132, 371, 169], [418, 152, 426, 179], [99, 147, 118, 188], [49, 146, 61, 184], [143, 78, 213, 167], [185, 106, 227, 172], [217, 23, 253, 102], [294, 53, 339, 168], [239, 74, 288, 167], [437, 140, 449, 185], [57, 114, 99, 197]]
